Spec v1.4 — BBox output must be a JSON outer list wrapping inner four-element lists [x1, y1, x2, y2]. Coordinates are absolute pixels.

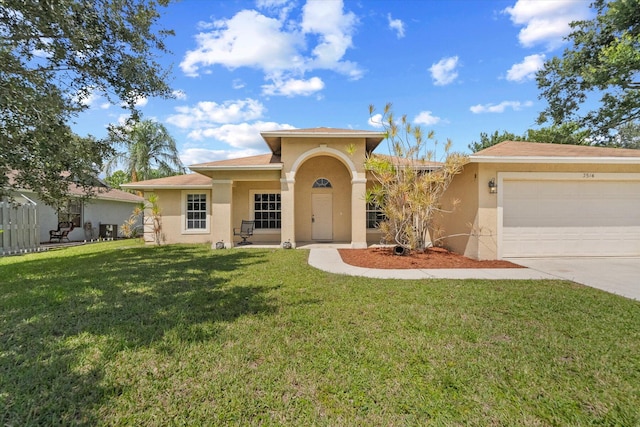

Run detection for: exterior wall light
[[488, 178, 497, 194]]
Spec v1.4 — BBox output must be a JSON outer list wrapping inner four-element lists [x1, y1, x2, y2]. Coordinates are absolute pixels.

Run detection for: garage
[[501, 173, 640, 257]]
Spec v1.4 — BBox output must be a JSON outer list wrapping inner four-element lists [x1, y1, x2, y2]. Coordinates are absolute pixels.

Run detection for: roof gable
[[260, 127, 386, 155]]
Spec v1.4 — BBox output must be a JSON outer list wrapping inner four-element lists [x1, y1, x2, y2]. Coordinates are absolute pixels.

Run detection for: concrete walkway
[[308, 248, 557, 280], [308, 249, 640, 300]]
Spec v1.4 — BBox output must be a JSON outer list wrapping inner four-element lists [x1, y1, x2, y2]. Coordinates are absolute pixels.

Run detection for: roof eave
[[470, 156, 640, 164], [121, 184, 212, 190], [189, 164, 283, 172]]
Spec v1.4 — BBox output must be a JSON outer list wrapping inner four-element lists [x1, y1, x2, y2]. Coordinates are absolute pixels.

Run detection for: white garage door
[[502, 178, 640, 257]]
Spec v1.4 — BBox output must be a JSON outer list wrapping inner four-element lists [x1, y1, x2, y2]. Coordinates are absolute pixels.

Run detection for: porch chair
[[234, 220, 255, 245], [49, 221, 75, 243]]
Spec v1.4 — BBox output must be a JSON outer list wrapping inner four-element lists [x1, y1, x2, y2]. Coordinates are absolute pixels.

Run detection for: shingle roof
[[121, 173, 212, 189], [190, 153, 281, 168], [6, 170, 144, 203], [473, 140, 640, 158]]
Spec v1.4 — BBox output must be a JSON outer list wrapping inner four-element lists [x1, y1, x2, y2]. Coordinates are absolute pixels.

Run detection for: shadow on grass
[[0, 244, 274, 425]]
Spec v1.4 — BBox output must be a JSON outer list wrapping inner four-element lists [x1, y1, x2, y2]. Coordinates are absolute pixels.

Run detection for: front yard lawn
[[1, 240, 639, 425]]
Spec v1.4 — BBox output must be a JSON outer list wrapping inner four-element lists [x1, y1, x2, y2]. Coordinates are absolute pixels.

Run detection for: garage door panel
[[502, 179, 640, 257]]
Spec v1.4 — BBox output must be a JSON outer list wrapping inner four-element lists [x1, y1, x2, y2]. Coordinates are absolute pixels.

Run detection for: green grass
[[1, 240, 639, 425]]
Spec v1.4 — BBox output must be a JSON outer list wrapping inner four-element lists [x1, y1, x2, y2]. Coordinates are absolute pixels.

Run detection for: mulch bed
[[338, 246, 524, 269]]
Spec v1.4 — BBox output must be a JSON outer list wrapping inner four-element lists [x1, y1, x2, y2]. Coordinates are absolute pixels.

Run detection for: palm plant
[[105, 119, 185, 182]]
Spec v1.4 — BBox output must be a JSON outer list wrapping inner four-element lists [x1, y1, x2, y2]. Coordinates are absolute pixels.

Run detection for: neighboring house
[[123, 129, 640, 260], [11, 180, 144, 243]]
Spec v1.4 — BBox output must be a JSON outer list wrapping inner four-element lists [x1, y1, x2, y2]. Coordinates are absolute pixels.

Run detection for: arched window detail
[[312, 178, 332, 188]]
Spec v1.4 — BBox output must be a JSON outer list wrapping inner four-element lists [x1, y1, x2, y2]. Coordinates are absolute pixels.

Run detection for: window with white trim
[[253, 192, 281, 229], [58, 199, 82, 227], [186, 193, 207, 230], [366, 202, 385, 229]]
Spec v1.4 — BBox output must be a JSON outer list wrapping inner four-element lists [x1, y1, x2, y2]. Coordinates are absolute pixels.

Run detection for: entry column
[[280, 177, 296, 248], [211, 180, 234, 248], [351, 174, 368, 248]]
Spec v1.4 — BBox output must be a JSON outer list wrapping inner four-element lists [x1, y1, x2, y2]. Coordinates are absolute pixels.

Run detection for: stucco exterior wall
[[147, 189, 213, 245], [441, 161, 640, 260], [232, 181, 281, 244], [294, 155, 352, 242], [280, 137, 366, 176]]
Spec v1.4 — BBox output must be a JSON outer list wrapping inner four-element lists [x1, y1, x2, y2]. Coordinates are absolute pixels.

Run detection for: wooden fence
[[0, 198, 40, 256]]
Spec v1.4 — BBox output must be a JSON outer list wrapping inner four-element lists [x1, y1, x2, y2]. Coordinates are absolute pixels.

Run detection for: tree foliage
[[365, 104, 468, 253], [105, 119, 186, 182], [468, 130, 520, 153], [536, 0, 640, 137], [612, 120, 640, 148], [0, 0, 173, 204], [104, 170, 130, 190], [524, 122, 591, 145], [468, 123, 591, 152]]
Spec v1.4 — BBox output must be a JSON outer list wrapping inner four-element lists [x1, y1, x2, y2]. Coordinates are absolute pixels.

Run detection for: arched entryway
[[294, 155, 352, 242]]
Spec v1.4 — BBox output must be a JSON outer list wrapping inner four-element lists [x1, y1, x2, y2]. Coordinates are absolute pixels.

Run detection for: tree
[[1, 0, 173, 204], [105, 119, 186, 182], [468, 130, 520, 153], [105, 170, 130, 190], [536, 0, 640, 137], [468, 123, 591, 153], [365, 104, 468, 253], [612, 120, 640, 148], [524, 122, 590, 145]]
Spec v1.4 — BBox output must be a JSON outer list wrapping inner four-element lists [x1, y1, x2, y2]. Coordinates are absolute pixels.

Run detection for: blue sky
[[72, 0, 593, 166]]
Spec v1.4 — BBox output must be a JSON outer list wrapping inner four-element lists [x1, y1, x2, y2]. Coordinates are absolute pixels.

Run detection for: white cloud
[[232, 79, 246, 89], [172, 90, 187, 100], [368, 113, 384, 128], [503, 0, 591, 49], [73, 87, 101, 108], [387, 14, 405, 38], [262, 76, 324, 97], [429, 56, 459, 86], [470, 100, 533, 114], [180, 1, 362, 94], [301, 0, 361, 78], [180, 10, 304, 77], [166, 98, 266, 129], [506, 53, 546, 82], [186, 121, 296, 149], [414, 111, 441, 126], [133, 96, 148, 108]]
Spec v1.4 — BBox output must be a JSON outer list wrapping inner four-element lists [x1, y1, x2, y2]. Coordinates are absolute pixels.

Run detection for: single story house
[[123, 128, 640, 260], [11, 181, 144, 243]]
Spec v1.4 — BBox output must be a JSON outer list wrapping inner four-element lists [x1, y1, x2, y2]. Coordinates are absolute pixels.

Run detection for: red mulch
[[338, 246, 523, 269]]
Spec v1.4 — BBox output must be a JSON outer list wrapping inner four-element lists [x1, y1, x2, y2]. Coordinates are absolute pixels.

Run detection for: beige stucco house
[[123, 128, 387, 249], [441, 141, 640, 259], [123, 129, 640, 260]]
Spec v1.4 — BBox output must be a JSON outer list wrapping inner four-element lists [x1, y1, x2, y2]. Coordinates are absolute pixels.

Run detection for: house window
[[253, 192, 281, 229], [366, 202, 385, 229], [312, 178, 332, 188], [58, 199, 82, 227], [186, 193, 207, 230]]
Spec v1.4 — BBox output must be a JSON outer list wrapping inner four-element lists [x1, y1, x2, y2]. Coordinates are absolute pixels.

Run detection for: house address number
[[583, 173, 595, 178]]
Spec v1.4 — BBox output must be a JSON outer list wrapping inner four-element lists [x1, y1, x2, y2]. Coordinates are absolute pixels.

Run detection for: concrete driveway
[[508, 257, 640, 301]]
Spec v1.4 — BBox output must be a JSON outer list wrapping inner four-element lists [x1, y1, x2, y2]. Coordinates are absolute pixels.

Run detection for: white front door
[[312, 193, 333, 241]]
